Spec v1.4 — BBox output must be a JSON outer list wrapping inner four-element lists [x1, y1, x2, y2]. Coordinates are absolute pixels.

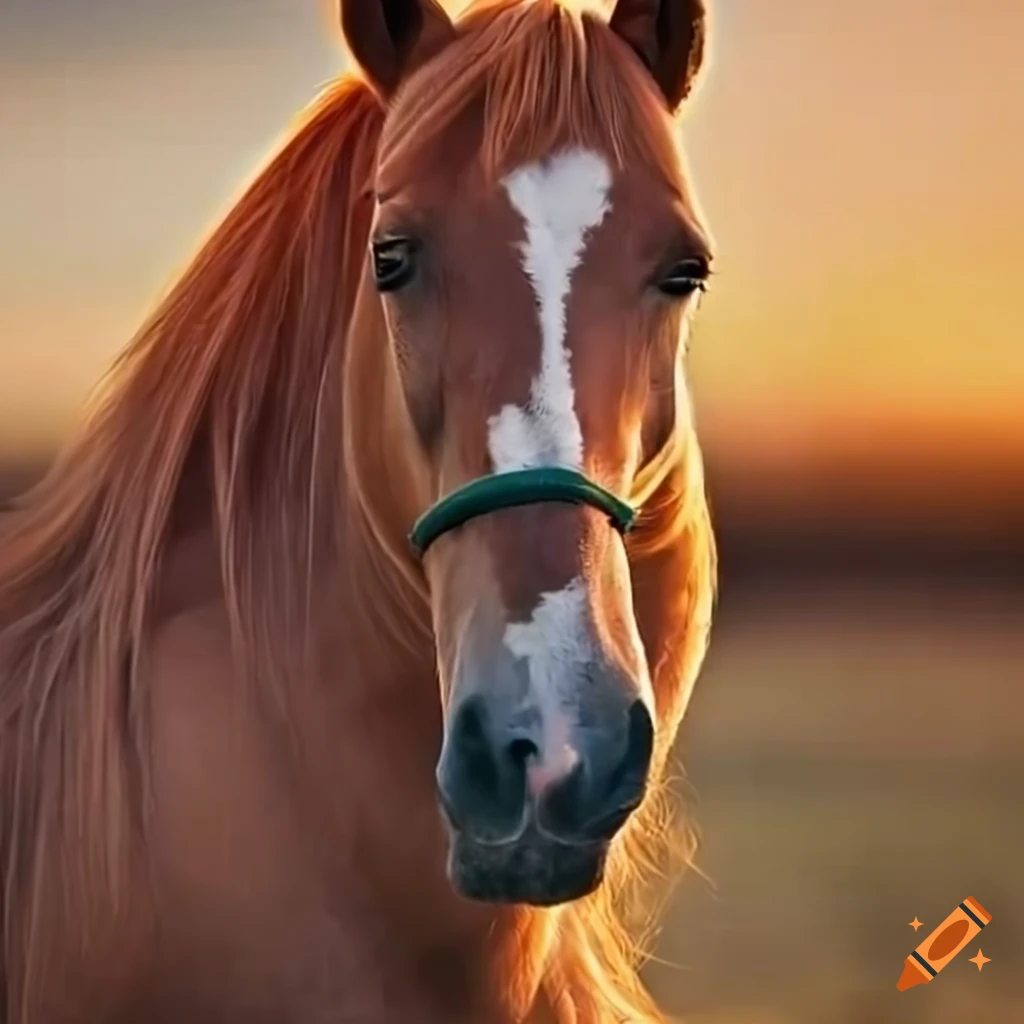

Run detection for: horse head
[[342, 0, 712, 906]]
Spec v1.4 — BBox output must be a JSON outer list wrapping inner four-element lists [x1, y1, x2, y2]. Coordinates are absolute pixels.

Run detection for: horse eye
[[657, 258, 710, 299], [371, 237, 418, 292]]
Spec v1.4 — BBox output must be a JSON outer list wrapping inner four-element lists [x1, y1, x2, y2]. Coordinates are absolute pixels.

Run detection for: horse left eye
[[371, 237, 418, 292], [657, 258, 710, 299]]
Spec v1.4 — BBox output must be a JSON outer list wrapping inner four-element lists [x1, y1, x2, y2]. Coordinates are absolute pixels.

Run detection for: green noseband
[[409, 466, 636, 556]]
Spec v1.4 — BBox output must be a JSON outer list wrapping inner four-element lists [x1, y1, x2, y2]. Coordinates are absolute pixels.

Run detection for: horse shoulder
[[143, 537, 291, 912], [140, 529, 369, 1013]]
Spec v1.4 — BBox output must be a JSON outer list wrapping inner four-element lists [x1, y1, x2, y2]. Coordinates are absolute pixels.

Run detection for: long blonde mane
[[0, 2, 715, 1020]]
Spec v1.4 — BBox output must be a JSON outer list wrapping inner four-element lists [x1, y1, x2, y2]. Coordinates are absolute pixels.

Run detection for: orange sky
[[1, 1, 1022, 503]]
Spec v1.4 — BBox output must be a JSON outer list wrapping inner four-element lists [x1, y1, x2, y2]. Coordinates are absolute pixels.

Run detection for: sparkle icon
[[968, 950, 991, 972], [909, 917, 923, 931]]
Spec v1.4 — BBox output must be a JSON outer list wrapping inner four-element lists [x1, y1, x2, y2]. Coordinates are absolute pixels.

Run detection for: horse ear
[[340, 0, 455, 99], [609, 0, 707, 111]]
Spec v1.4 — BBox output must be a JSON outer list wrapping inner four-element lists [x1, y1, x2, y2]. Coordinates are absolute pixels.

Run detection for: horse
[[0, 0, 717, 1020]]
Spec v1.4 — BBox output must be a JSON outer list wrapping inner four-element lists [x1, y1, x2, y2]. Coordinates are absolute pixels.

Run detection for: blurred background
[[1, 1, 1021, 1021]]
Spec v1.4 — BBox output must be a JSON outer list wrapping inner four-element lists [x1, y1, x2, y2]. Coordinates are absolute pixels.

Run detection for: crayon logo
[[928, 920, 968, 960], [897, 897, 992, 992]]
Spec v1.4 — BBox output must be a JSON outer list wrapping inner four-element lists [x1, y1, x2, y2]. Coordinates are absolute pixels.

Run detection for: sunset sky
[[1, 0, 1021, 517]]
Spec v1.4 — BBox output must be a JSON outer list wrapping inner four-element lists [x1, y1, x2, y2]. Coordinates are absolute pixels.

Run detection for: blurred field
[[648, 584, 1023, 1024]]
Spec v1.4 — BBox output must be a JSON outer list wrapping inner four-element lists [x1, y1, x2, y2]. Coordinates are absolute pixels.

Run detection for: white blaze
[[488, 148, 612, 473], [491, 150, 652, 756]]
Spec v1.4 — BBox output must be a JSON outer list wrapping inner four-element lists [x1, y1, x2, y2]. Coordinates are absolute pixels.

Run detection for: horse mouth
[[445, 827, 608, 906]]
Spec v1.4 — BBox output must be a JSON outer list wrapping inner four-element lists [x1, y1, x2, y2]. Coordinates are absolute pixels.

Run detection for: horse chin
[[445, 828, 609, 907]]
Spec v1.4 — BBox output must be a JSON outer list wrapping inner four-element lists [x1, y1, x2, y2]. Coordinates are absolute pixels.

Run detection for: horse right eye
[[371, 237, 419, 292], [656, 257, 711, 299]]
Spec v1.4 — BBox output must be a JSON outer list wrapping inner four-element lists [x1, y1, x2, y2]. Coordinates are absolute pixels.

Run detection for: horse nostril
[[576, 699, 654, 841], [437, 696, 537, 842], [454, 698, 537, 774], [451, 696, 500, 795], [507, 736, 538, 767], [607, 699, 654, 798]]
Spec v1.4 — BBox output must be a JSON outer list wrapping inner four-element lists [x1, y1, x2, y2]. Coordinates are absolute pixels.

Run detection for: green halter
[[409, 466, 637, 556]]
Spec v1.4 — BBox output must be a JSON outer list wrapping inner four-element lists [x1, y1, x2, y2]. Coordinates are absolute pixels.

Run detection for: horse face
[[346, 0, 711, 906]]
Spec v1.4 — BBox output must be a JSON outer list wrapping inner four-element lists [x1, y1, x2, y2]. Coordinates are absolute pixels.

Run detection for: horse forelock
[[0, 3, 714, 1019], [379, 0, 684, 192]]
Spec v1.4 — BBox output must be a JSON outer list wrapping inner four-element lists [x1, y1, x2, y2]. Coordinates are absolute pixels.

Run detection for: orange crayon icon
[[897, 897, 992, 991]]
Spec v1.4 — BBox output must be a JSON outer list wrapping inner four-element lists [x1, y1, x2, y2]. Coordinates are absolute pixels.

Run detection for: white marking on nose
[[488, 148, 612, 472], [503, 576, 591, 783], [503, 575, 655, 733], [504, 577, 591, 696]]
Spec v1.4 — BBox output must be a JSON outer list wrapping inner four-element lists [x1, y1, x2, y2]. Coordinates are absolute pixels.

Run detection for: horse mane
[[0, 2, 715, 1021], [0, 75, 384, 1011]]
